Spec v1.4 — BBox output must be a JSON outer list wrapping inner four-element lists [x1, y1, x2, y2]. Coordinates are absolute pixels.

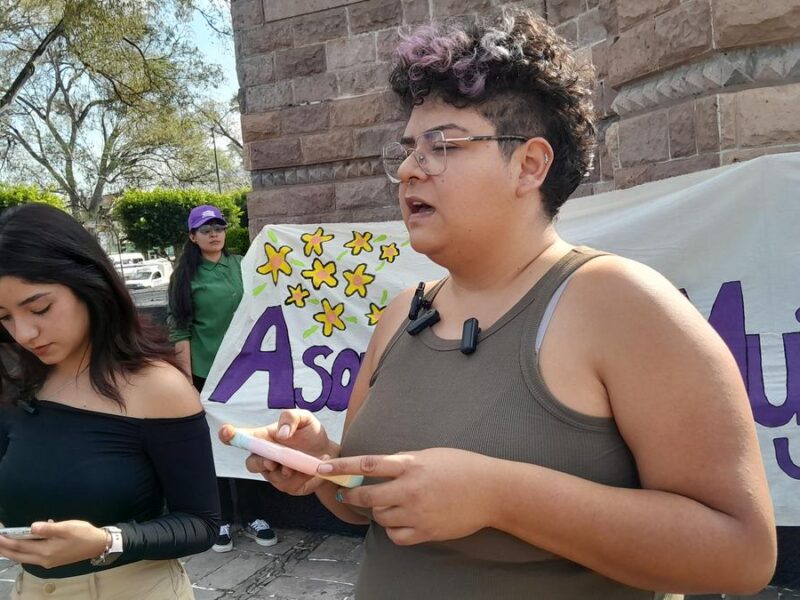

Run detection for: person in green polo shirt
[[168, 204, 277, 553]]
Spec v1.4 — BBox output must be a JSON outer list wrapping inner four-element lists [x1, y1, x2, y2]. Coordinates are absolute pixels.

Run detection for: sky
[[190, 11, 239, 103]]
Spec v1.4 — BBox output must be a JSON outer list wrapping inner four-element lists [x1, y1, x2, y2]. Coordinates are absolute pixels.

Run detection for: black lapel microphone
[[460, 318, 480, 355], [405, 281, 482, 354], [407, 308, 440, 335], [407, 281, 440, 335], [408, 282, 428, 321]]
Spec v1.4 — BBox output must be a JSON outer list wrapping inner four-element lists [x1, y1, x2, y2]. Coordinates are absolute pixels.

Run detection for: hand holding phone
[[227, 428, 363, 488], [0, 527, 45, 540]]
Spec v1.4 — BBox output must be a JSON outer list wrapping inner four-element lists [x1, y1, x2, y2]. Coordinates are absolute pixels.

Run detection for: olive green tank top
[[341, 247, 682, 600]]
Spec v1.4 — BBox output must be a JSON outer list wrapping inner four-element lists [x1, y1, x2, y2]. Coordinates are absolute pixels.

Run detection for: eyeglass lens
[[198, 224, 226, 234], [382, 131, 447, 183]]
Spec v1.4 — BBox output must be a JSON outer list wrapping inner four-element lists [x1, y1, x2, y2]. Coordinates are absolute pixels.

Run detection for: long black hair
[[168, 229, 229, 330], [0, 204, 178, 406]]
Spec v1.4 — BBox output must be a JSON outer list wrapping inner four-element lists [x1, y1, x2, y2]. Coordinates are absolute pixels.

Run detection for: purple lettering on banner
[[773, 438, 800, 479], [208, 306, 295, 408], [328, 349, 362, 411], [294, 346, 334, 411], [706, 281, 747, 383], [747, 332, 800, 427], [698, 281, 800, 480], [702, 281, 800, 427]]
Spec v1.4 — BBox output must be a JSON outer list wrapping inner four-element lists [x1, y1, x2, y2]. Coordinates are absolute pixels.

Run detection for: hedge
[[113, 188, 249, 256], [0, 185, 64, 213]]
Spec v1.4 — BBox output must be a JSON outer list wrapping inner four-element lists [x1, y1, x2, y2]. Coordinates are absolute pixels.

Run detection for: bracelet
[[89, 526, 124, 567], [92, 527, 113, 565]]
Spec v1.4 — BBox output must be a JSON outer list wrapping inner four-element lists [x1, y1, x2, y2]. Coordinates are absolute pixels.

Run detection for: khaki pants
[[13, 560, 194, 600]]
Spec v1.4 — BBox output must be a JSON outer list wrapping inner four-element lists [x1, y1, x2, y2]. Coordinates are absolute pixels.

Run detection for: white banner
[[203, 153, 800, 525]]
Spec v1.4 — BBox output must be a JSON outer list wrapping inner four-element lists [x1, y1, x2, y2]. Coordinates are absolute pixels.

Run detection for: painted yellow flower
[[256, 243, 293, 284], [342, 263, 375, 298], [379, 242, 400, 263], [301, 226, 334, 257], [365, 303, 385, 326], [301, 258, 338, 289], [343, 231, 373, 256], [285, 284, 310, 308], [313, 299, 346, 337]]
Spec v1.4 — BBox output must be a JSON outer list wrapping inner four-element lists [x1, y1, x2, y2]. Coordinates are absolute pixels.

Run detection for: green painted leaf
[[309, 298, 321, 305], [267, 230, 279, 244], [376, 262, 385, 271], [374, 234, 387, 242], [381, 289, 389, 304], [252, 283, 267, 297], [400, 240, 411, 246], [290, 259, 306, 267], [336, 250, 348, 261], [303, 326, 319, 339], [344, 316, 358, 324]]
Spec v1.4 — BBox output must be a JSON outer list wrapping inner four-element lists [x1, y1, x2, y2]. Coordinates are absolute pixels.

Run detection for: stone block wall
[[595, 0, 800, 195], [232, 0, 800, 230]]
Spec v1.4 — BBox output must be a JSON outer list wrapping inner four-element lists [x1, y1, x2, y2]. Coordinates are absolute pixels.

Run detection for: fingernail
[[278, 424, 290, 439], [335, 490, 344, 503], [317, 463, 333, 474]]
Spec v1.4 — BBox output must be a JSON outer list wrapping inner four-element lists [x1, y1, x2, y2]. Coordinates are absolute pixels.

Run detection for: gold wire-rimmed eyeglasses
[[381, 130, 529, 183]]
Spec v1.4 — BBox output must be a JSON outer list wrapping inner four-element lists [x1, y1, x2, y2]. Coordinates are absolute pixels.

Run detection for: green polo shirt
[[168, 253, 244, 379]]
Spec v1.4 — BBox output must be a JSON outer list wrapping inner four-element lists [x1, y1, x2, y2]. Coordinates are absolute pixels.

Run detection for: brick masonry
[[231, 0, 800, 223]]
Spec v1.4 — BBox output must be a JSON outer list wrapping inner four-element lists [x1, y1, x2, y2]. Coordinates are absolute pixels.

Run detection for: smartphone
[[227, 429, 363, 488], [0, 527, 45, 540]]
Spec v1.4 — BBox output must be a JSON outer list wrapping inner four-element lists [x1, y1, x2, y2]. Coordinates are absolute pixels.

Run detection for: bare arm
[[486, 258, 775, 592]]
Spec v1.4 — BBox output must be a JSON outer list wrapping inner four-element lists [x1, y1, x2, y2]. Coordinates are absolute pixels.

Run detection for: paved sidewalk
[[1, 528, 798, 599]]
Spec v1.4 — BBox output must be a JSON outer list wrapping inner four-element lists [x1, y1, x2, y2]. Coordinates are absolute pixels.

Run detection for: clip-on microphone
[[408, 282, 427, 321], [405, 282, 482, 354], [407, 282, 440, 335], [460, 318, 480, 355]]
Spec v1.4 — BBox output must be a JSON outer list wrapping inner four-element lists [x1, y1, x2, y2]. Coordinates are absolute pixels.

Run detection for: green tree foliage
[[0, 183, 63, 212], [0, 0, 246, 216], [1, 0, 231, 112], [113, 188, 246, 258]]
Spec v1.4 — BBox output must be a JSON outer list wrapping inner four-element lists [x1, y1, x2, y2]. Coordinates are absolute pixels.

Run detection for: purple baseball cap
[[188, 205, 227, 231]]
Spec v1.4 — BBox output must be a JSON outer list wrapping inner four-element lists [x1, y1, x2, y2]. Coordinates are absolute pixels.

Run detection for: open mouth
[[407, 199, 435, 215]]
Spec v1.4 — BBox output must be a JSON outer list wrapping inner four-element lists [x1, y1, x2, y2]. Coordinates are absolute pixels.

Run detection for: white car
[[125, 268, 168, 290]]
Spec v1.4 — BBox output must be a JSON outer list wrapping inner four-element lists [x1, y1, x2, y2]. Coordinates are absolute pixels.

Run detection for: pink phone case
[[229, 430, 363, 488]]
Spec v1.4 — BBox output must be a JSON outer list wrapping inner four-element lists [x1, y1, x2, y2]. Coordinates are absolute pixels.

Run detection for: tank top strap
[[527, 246, 608, 328], [368, 278, 448, 387], [518, 246, 614, 430]]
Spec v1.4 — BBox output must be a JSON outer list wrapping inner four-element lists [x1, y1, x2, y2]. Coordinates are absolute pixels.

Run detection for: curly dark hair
[[389, 10, 596, 217]]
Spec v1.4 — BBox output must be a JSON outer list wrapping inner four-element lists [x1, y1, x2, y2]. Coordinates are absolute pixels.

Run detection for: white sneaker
[[211, 523, 233, 552]]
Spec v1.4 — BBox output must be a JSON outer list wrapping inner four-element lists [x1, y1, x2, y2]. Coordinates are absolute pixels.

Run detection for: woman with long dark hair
[[0, 204, 218, 598], [168, 204, 275, 552]]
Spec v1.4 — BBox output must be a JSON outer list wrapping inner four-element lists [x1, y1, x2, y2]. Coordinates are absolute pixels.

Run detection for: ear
[[189, 233, 197, 244], [515, 137, 554, 199]]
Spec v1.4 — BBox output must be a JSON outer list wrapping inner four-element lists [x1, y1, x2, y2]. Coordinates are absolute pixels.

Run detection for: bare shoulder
[[123, 361, 202, 419], [572, 254, 686, 303], [564, 254, 707, 334]]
